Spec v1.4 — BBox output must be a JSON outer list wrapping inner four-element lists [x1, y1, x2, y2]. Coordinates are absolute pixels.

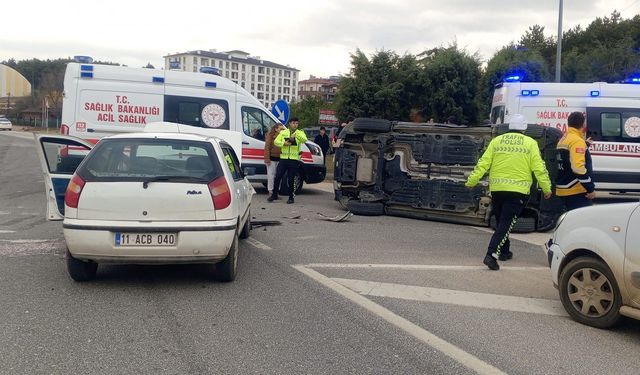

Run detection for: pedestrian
[[465, 114, 552, 271], [555, 111, 596, 210], [264, 122, 284, 197], [269, 117, 308, 204], [314, 126, 331, 164]]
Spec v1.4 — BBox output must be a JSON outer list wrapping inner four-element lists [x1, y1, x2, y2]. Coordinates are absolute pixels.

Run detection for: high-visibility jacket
[[466, 131, 552, 195], [555, 127, 595, 196], [274, 128, 308, 160]]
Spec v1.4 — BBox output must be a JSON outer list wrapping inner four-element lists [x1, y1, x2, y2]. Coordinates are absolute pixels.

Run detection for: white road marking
[[244, 237, 273, 250], [0, 211, 9, 215], [0, 239, 49, 243], [333, 278, 566, 317], [472, 226, 552, 247], [0, 230, 16, 234], [294, 265, 507, 375], [306, 263, 549, 271]]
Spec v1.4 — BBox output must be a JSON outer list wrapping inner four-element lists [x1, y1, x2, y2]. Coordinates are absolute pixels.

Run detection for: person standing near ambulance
[[465, 114, 552, 271], [264, 123, 285, 198], [555, 111, 596, 210], [269, 117, 308, 204]]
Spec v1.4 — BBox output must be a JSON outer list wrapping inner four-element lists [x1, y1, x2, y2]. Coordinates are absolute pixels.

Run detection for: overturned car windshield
[[79, 139, 222, 182]]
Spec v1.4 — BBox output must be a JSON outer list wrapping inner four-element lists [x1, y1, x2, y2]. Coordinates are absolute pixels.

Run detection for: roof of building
[[164, 50, 299, 72]]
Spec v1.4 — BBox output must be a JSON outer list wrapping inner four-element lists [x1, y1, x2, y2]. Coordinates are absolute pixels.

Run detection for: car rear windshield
[[78, 138, 222, 182]]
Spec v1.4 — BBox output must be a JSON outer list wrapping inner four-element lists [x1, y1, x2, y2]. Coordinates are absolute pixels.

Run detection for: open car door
[[33, 134, 94, 220]]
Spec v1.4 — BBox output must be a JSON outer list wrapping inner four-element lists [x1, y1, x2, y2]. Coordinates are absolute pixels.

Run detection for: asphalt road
[[1, 130, 639, 375]]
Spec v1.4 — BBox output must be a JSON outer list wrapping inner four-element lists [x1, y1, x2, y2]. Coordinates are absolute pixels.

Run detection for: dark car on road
[[333, 118, 564, 232]]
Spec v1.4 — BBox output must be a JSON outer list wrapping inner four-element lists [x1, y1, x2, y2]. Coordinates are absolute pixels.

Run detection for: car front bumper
[[545, 238, 566, 288], [63, 219, 236, 264]]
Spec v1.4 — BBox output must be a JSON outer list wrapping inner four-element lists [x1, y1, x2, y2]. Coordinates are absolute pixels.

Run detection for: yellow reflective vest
[[466, 132, 552, 195], [274, 128, 308, 160]]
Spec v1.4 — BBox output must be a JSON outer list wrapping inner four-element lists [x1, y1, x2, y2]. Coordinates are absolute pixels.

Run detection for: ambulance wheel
[[352, 118, 392, 133], [347, 200, 385, 216]]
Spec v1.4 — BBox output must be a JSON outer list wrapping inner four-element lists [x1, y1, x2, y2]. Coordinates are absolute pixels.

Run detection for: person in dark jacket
[[314, 126, 331, 163], [555, 111, 596, 210]]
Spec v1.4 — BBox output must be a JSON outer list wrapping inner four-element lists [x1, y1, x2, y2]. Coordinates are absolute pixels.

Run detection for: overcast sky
[[3, 1, 639, 79]]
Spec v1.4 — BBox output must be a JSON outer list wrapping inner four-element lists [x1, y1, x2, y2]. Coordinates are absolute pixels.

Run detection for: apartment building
[[164, 50, 299, 108], [298, 75, 340, 102]]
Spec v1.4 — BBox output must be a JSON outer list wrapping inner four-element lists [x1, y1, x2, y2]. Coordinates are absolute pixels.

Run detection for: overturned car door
[[334, 118, 563, 233]]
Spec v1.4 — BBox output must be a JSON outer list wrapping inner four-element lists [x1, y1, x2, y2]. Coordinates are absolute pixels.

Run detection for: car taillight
[[65, 174, 86, 208], [208, 176, 231, 210]]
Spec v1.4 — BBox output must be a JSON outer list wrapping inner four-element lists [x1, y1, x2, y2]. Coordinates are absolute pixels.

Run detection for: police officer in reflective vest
[[269, 117, 308, 204], [466, 114, 552, 270], [555, 111, 596, 210]]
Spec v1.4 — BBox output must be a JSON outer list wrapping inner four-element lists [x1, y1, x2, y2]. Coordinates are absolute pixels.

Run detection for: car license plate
[[115, 232, 177, 247]]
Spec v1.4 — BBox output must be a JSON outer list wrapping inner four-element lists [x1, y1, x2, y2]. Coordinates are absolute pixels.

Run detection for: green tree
[[418, 44, 482, 124], [290, 96, 333, 128], [477, 45, 550, 117]]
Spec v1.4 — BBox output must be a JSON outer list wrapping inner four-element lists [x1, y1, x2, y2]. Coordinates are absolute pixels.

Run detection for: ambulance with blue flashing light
[[491, 78, 640, 193], [59, 56, 326, 192]]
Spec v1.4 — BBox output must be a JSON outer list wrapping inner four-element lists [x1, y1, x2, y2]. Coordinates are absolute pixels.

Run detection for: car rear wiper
[[142, 176, 210, 188]]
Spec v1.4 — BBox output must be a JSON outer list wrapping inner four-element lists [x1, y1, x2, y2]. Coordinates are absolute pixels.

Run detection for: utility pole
[[555, 0, 564, 82], [6, 93, 10, 118]]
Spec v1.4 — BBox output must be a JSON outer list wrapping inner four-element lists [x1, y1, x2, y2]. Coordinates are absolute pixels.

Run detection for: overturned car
[[333, 118, 564, 232]]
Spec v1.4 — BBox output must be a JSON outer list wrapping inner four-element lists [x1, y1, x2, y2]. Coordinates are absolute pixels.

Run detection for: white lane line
[[0, 239, 49, 243], [294, 265, 507, 375], [0, 230, 16, 234], [244, 237, 273, 250], [333, 278, 566, 317], [306, 263, 549, 271]]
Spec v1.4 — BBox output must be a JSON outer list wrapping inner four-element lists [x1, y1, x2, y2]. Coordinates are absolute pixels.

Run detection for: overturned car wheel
[[352, 118, 392, 133], [347, 200, 385, 216]]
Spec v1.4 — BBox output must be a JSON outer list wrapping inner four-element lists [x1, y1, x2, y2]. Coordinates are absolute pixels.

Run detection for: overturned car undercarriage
[[333, 118, 564, 233]]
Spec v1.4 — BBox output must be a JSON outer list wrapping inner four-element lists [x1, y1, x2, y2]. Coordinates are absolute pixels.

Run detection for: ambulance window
[[490, 106, 505, 124], [601, 113, 621, 137], [178, 102, 201, 126], [242, 107, 276, 141]]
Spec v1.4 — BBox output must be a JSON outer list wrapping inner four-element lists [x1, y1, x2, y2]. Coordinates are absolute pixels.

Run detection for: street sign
[[271, 99, 290, 125], [319, 109, 338, 125]]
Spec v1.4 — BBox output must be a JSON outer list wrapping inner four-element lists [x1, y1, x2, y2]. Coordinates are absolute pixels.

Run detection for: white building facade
[[164, 50, 299, 109]]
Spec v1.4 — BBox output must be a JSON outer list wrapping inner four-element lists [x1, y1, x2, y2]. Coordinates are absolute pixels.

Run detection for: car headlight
[[306, 142, 322, 156]]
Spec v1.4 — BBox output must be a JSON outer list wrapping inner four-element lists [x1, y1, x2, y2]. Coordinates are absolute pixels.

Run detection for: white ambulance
[[491, 81, 640, 192], [59, 59, 326, 192]]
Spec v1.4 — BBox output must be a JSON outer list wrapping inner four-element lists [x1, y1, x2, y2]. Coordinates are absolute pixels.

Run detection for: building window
[[252, 66, 255, 73], [225, 71, 229, 78], [293, 72, 297, 79], [278, 87, 282, 93], [284, 79, 290, 86], [219, 61, 223, 68], [241, 82, 245, 88], [201, 58, 209, 66], [292, 88, 296, 95], [251, 74, 255, 81], [271, 94, 275, 100], [193, 57, 197, 64], [258, 67, 265, 74], [284, 71, 291, 78], [266, 85, 270, 91], [242, 73, 245, 80], [251, 83, 255, 90], [232, 62, 238, 70], [193, 67, 197, 72], [242, 64, 246, 71], [258, 84, 264, 91], [278, 78, 282, 85], [279, 69, 282, 76], [272, 77, 275, 84], [258, 76, 264, 83]]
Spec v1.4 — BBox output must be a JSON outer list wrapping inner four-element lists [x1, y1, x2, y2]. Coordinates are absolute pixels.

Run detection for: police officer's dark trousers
[[561, 193, 593, 211], [273, 159, 300, 199], [487, 191, 528, 257]]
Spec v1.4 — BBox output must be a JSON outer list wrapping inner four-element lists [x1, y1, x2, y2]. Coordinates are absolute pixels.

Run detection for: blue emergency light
[[205, 81, 217, 88], [590, 90, 600, 97], [152, 76, 165, 83], [200, 67, 221, 76], [74, 55, 93, 64], [521, 90, 530, 96], [530, 90, 539, 96], [505, 75, 522, 82]]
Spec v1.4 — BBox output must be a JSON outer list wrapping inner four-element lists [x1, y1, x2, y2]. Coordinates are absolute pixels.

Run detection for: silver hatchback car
[[547, 202, 640, 328]]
